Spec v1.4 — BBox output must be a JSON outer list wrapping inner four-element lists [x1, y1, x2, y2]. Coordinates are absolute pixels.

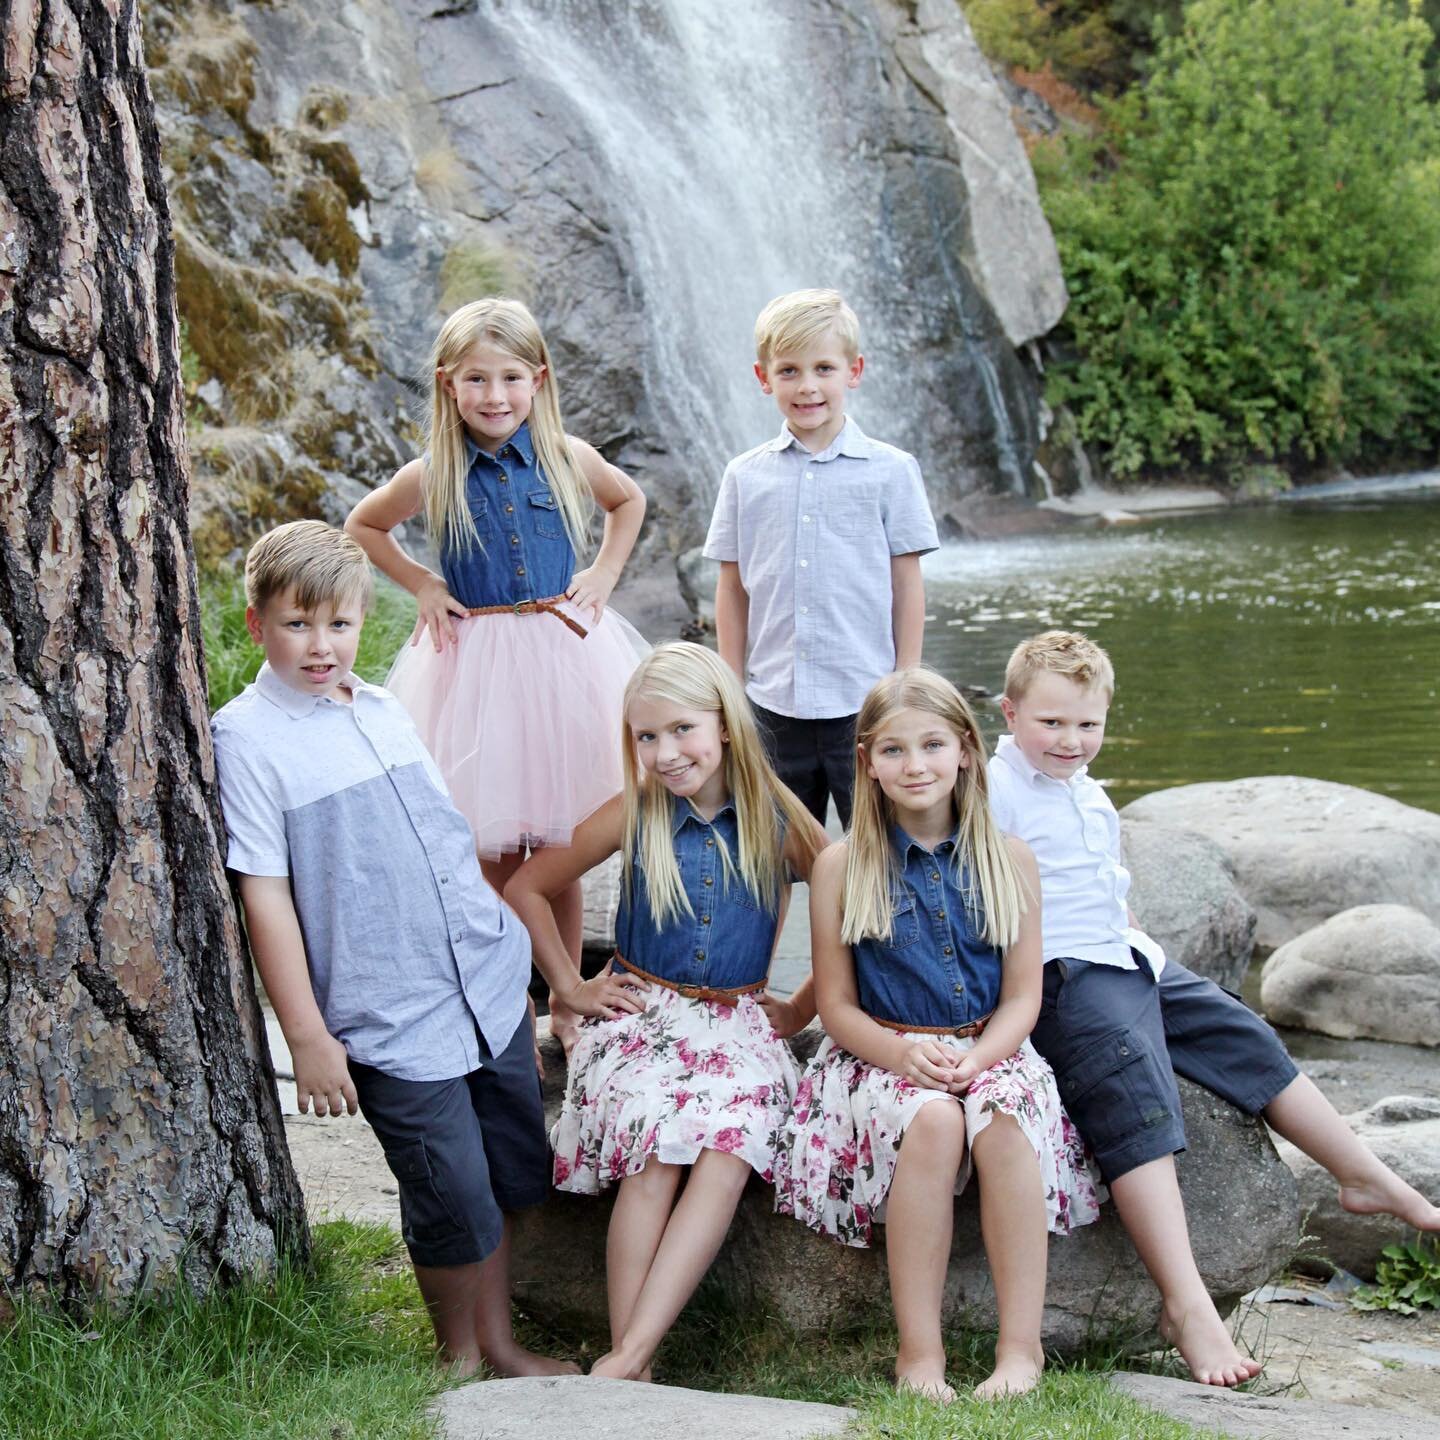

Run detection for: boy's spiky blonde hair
[[1003, 630, 1115, 702], [244, 519, 373, 615], [754, 288, 860, 368]]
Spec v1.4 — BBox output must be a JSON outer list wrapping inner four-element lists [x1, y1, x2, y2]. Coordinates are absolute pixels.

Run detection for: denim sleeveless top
[[438, 424, 576, 608], [851, 825, 1003, 1029], [615, 800, 780, 990]]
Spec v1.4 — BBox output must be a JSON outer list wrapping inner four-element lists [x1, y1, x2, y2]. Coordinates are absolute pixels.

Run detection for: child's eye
[[635, 731, 655, 743], [674, 723, 692, 734], [880, 744, 900, 756]]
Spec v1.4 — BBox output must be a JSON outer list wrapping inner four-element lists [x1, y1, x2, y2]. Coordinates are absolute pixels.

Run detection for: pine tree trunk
[[0, 0, 308, 1300]]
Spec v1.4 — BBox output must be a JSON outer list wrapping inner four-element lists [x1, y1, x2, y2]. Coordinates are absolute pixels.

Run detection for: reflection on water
[[921, 497, 1440, 813]]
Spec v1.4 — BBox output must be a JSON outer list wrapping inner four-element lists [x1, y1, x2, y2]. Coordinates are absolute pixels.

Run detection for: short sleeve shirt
[[702, 417, 939, 719], [211, 665, 531, 1080]]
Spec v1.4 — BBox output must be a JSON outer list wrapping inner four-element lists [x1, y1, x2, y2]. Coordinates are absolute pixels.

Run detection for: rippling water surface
[[920, 497, 1440, 813]]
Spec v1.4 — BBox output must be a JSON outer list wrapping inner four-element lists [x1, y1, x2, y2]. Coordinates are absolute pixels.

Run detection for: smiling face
[[754, 328, 863, 453], [862, 706, 969, 831], [441, 342, 545, 452], [245, 585, 364, 703], [627, 694, 730, 815], [1001, 670, 1109, 781]]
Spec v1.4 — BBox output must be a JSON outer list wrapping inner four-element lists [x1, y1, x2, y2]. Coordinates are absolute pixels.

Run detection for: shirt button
[[703, 876, 713, 886], [440, 877, 449, 885], [937, 908, 946, 919], [943, 945, 954, 956], [701, 915, 711, 925], [953, 982, 964, 994], [930, 872, 940, 882], [705, 838, 714, 848], [695, 949, 706, 961], [802, 514, 812, 523], [799, 559, 809, 568], [510, 535, 520, 546], [516, 565, 526, 576], [498, 473, 509, 483], [504, 503, 514, 513]]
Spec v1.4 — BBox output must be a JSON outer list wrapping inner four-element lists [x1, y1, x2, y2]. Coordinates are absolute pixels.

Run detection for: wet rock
[[1277, 1095, 1440, 1278], [511, 1025, 1298, 1353], [1260, 905, 1440, 1047], [1122, 819, 1258, 989], [1121, 778, 1440, 952]]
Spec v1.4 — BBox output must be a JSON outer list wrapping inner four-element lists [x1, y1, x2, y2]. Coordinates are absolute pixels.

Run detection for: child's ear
[[753, 361, 774, 396], [437, 365, 456, 402], [531, 364, 547, 394], [846, 353, 865, 389], [858, 741, 876, 780], [999, 695, 1018, 731], [244, 605, 265, 646]]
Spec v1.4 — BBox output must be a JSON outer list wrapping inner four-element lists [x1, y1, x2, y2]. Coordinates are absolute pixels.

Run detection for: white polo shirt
[[988, 734, 1165, 976]]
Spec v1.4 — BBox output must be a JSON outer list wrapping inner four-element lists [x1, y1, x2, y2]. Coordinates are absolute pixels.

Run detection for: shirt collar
[[464, 419, 535, 469], [671, 796, 739, 836], [993, 733, 1088, 788], [255, 662, 370, 719], [890, 820, 958, 862], [763, 415, 873, 463]]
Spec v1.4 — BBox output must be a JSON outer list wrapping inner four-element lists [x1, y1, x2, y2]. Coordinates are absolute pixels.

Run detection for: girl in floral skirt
[[506, 642, 827, 1380], [775, 668, 1101, 1403]]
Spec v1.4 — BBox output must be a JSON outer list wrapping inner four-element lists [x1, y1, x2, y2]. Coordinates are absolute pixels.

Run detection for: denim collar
[[890, 820, 958, 863], [671, 796, 739, 836], [464, 419, 535, 469]]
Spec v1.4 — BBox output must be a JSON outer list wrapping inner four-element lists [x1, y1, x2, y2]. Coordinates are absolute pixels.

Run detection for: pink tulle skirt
[[385, 599, 648, 858]]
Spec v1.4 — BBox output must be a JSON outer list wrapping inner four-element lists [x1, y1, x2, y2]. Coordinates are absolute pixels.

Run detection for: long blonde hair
[[424, 298, 594, 557], [620, 643, 824, 927], [843, 669, 1029, 949]]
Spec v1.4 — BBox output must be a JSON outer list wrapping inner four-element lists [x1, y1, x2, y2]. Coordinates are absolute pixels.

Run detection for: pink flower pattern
[[774, 1033, 1104, 1248], [551, 985, 797, 1195]]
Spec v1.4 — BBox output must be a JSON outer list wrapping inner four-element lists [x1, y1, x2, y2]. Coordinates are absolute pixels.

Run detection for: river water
[[921, 495, 1440, 814]]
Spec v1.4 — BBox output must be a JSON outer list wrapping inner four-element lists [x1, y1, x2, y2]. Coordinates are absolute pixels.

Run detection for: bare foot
[[1159, 1300, 1262, 1387], [483, 1344, 581, 1379], [896, 1354, 956, 1405], [1339, 1169, 1440, 1231], [974, 1344, 1044, 1401], [548, 996, 582, 1058], [588, 1348, 651, 1381]]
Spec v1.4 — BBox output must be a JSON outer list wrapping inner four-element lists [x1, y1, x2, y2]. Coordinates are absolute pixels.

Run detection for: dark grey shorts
[[349, 1015, 548, 1268], [1030, 956, 1298, 1184], [751, 703, 858, 830]]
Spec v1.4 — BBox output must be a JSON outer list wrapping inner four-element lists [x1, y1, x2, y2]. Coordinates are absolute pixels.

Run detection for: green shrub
[[1350, 1237, 1440, 1314], [1037, 0, 1440, 478]]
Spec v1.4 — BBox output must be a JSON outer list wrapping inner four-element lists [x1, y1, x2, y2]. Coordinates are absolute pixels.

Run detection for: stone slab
[[1109, 1371, 1440, 1440], [433, 1375, 853, 1440]]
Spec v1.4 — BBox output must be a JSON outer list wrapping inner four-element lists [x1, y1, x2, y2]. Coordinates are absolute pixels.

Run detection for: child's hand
[[898, 1040, 963, 1091], [412, 578, 468, 652], [758, 991, 805, 1038], [565, 562, 618, 624], [568, 962, 648, 1020], [291, 1033, 359, 1118], [946, 1053, 984, 1094]]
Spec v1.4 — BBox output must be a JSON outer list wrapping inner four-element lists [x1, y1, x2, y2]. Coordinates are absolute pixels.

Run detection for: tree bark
[[0, 0, 307, 1300]]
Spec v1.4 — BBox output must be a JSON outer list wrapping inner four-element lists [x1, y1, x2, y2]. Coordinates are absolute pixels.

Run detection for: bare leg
[[414, 1220, 578, 1379], [547, 878, 586, 1055], [605, 1158, 683, 1373], [590, 1150, 751, 1380], [969, 1115, 1047, 1400], [1110, 1158, 1261, 1387], [1265, 1074, 1440, 1229], [883, 1101, 965, 1404]]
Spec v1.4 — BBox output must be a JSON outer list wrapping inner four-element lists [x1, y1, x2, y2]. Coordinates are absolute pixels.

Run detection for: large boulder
[[1122, 819, 1258, 989], [512, 1026, 1298, 1354], [1121, 778, 1440, 952], [1277, 1095, 1440, 1278], [1260, 905, 1440, 1047]]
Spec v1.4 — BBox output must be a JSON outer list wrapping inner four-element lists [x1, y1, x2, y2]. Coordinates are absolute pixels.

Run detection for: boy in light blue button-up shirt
[[704, 288, 939, 828]]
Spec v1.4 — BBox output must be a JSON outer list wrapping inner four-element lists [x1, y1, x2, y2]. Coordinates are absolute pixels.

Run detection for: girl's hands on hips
[[568, 961, 648, 1020], [412, 577, 469, 652], [758, 991, 805, 1038], [566, 562, 619, 624], [898, 1040, 963, 1091]]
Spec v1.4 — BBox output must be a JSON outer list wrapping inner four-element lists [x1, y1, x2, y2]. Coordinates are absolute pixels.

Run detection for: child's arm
[[237, 874, 359, 1119], [344, 460, 468, 652], [504, 794, 648, 1019], [947, 838, 1044, 1091], [757, 815, 832, 1036], [565, 439, 646, 622], [714, 561, 749, 679], [890, 552, 925, 670], [811, 845, 959, 1089]]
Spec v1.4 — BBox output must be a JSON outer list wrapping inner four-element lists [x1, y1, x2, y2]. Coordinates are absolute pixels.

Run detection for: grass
[[0, 1222, 440, 1440], [200, 570, 417, 713]]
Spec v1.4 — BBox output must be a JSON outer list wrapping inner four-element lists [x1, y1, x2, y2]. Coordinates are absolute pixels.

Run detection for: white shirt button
[[800, 606, 809, 614], [800, 559, 809, 568], [802, 514, 812, 522]]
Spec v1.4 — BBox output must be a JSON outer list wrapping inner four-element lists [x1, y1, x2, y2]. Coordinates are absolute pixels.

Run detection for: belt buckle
[[512, 600, 524, 616]]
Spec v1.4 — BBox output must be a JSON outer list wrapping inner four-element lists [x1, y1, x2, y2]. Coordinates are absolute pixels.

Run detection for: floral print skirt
[[774, 1031, 1104, 1248], [551, 984, 798, 1194]]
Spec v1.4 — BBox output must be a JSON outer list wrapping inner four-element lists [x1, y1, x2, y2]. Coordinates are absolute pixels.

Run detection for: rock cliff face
[[152, 0, 1063, 604]]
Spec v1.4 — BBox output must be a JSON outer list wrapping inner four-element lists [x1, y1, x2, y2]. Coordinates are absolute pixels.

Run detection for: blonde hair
[[424, 298, 594, 559], [844, 669, 1029, 949], [754, 288, 861, 369], [244, 519, 373, 615], [1004, 630, 1115, 703], [620, 643, 824, 928]]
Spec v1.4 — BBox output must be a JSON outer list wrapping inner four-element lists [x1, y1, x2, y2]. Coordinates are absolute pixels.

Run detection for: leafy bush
[[1036, 0, 1440, 478], [1350, 1237, 1440, 1315]]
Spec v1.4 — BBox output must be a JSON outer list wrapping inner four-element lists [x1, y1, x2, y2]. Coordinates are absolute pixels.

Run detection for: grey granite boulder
[[1277, 1094, 1440, 1278], [1260, 905, 1440, 1047], [512, 1025, 1298, 1354], [581, 854, 623, 954], [1122, 819, 1258, 989], [1122, 778, 1440, 951]]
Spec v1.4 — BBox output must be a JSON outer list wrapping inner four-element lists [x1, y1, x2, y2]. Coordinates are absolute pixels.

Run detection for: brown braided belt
[[613, 952, 767, 1006], [869, 1010, 993, 1040], [466, 593, 588, 639]]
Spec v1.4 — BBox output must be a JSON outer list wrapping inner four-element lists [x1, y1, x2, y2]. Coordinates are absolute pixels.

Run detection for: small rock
[[1260, 905, 1440, 1047]]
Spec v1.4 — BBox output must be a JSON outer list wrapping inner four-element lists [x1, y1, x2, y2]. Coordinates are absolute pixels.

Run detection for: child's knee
[[906, 1098, 967, 1156]]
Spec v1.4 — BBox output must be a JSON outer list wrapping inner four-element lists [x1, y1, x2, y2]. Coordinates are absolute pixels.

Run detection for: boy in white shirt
[[989, 630, 1440, 1388]]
